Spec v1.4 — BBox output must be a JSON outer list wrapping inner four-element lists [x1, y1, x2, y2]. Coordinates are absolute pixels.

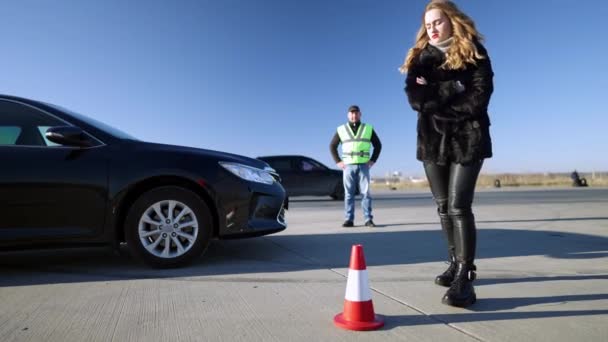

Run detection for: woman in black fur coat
[[400, 0, 494, 308]]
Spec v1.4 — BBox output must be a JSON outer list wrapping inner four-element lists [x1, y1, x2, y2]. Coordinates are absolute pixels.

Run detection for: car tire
[[125, 186, 212, 268], [331, 181, 345, 200]]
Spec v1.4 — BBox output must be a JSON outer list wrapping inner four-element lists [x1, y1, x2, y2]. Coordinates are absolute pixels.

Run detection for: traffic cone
[[334, 244, 384, 331]]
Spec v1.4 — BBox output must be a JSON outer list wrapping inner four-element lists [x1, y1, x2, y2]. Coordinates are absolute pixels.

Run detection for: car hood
[[134, 141, 270, 169]]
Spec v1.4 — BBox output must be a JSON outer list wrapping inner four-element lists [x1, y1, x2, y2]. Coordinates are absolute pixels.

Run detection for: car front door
[[265, 158, 299, 196], [294, 157, 335, 196], [0, 100, 109, 242]]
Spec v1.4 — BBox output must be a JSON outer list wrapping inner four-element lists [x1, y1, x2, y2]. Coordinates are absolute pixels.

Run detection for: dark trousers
[[423, 161, 483, 264]]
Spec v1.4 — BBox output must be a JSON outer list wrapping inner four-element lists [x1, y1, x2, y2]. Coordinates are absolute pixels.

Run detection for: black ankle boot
[[435, 254, 456, 287], [442, 263, 477, 308]]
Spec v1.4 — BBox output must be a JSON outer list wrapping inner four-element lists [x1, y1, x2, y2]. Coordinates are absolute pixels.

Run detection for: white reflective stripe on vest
[[337, 125, 353, 145], [344, 269, 372, 302]]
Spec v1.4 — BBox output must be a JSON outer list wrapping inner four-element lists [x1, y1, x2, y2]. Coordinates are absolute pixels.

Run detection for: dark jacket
[[405, 41, 494, 165]]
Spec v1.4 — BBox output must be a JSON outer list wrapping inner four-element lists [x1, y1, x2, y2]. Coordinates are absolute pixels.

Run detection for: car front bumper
[[213, 175, 287, 238]]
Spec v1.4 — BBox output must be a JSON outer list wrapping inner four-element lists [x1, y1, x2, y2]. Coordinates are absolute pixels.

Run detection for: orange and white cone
[[334, 244, 384, 331]]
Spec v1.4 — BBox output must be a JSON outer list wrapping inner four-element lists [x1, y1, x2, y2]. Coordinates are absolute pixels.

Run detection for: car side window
[[301, 160, 314, 171], [268, 159, 293, 172], [299, 159, 325, 172], [0, 100, 65, 147], [0, 126, 22, 145], [37, 126, 62, 146]]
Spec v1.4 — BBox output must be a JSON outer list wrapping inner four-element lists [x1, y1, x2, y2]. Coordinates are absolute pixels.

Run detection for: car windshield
[[45, 103, 139, 140]]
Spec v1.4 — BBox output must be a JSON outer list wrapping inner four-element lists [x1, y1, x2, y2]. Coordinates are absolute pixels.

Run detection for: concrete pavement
[[1, 188, 607, 341]]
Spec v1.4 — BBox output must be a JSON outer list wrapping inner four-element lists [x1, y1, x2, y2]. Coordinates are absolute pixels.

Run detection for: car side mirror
[[45, 126, 94, 147]]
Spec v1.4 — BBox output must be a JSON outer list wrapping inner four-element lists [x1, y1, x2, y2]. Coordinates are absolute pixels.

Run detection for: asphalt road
[[1, 187, 607, 341], [290, 187, 608, 208]]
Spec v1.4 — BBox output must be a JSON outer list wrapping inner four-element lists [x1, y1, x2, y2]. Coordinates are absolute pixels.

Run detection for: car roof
[[258, 155, 310, 159], [0, 94, 125, 143], [1, 94, 43, 105]]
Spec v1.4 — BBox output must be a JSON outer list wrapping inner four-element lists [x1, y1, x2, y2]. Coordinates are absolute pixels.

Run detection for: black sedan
[[257, 155, 347, 200], [0, 95, 287, 268]]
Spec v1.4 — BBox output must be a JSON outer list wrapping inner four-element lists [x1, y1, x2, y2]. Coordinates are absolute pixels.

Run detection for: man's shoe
[[342, 220, 354, 227], [364, 220, 376, 227]]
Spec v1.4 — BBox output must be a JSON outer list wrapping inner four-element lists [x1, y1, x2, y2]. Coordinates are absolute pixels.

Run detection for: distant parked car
[[257, 155, 351, 200], [0, 94, 287, 268]]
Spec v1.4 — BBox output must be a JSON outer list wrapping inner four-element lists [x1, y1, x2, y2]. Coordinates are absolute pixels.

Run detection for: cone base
[[333, 313, 384, 331]]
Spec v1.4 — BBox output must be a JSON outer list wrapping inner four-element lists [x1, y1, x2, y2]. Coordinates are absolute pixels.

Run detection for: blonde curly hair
[[399, 0, 485, 73]]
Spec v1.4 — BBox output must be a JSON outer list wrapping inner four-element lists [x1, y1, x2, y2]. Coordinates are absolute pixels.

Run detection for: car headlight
[[219, 162, 275, 185]]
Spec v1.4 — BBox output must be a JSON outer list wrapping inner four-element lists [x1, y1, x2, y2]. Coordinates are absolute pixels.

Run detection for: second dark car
[[257, 155, 346, 200]]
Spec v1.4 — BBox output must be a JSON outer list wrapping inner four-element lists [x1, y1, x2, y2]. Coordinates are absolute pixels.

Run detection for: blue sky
[[2, 0, 607, 176]]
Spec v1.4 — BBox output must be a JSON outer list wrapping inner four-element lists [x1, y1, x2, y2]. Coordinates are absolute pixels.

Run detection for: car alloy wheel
[[138, 200, 199, 259], [125, 186, 212, 268]]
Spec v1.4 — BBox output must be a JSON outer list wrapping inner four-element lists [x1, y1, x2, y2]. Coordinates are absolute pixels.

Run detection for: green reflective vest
[[337, 123, 373, 164]]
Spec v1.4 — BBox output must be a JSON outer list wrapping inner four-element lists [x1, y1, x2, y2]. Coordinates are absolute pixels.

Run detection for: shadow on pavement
[[1, 217, 608, 287], [381, 309, 608, 330], [477, 274, 608, 286], [472, 293, 608, 311]]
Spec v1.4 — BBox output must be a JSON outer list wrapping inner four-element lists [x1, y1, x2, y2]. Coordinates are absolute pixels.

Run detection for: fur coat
[[405, 41, 494, 165]]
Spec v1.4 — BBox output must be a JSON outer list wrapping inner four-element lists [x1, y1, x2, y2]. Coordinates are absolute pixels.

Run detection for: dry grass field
[[373, 172, 608, 190]]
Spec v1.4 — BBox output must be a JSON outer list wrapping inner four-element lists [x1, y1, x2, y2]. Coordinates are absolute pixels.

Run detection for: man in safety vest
[[330, 105, 382, 227]]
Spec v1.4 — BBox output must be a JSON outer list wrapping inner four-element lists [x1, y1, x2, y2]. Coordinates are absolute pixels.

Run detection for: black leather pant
[[423, 161, 483, 264]]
